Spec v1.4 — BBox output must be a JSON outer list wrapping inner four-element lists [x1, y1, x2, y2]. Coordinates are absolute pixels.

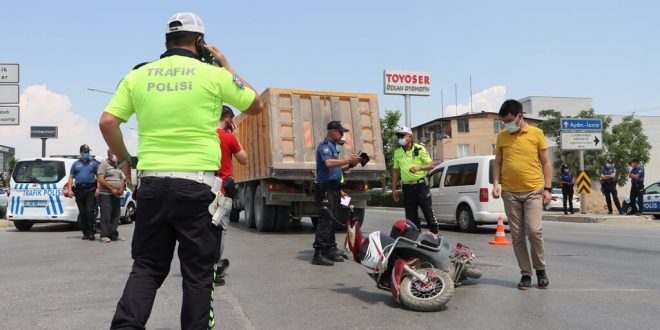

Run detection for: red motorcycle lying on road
[[326, 205, 481, 312]]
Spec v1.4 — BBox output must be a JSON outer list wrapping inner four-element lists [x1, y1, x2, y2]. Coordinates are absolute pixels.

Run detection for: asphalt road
[[1, 210, 659, 330]]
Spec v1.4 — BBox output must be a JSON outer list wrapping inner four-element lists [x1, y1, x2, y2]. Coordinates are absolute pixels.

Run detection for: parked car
[[622, 181, 660, 219], [0, 187, 8, 209], [544, 188, 581, 212], [426, 155, 506, 232]]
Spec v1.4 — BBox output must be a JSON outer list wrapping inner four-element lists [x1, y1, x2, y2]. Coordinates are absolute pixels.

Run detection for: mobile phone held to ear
[[196, 37, 221, 66]]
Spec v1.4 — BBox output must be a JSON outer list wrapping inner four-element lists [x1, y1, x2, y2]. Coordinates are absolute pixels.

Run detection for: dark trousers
[[401, 182, 439, 232], [630, 183, 644, 214], [602, 181, 622, 213], [74, 184, 97, 237], [111, 177, 221, 330], [314, 181, 339, 251], [99, 193, 120, 239], [562, 185, 574, 214]]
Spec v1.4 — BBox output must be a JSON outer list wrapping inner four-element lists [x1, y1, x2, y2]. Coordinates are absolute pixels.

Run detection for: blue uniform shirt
[[70, 159, 99, 184], [560, 171, 573, 185], [316, 138, 341, 182], [631, 166, 645, 184], [600, 166, 616, 183]]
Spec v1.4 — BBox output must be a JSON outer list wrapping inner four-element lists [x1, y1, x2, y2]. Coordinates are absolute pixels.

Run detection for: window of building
[[494, 120, 506, 133], [457, 144, 470, 158], [457, 119, 469, 132], [444, 163, 478, 187]]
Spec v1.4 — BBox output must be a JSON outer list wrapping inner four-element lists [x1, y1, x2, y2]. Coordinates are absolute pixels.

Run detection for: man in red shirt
[[214, 105, 248, 286]]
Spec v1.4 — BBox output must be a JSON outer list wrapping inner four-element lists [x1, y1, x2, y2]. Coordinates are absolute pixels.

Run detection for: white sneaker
[[100, 237, 111, 243]]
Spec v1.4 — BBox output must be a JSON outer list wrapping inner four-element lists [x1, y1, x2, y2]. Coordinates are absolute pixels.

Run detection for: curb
[[366, 206, 404, 212], [543, 214, 654, 225]]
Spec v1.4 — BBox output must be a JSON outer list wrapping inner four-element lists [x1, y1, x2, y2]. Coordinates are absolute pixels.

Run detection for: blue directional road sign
[[560, 118, 602, 131]]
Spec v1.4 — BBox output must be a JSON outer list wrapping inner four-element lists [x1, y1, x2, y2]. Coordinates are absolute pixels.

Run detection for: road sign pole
[[579, 150, 585, 214], [404, 94, 411, 128], [41, 138, 47, 157]]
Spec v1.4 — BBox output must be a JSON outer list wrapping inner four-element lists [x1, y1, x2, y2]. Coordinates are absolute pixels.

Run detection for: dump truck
[[229, 87, 386, 231]]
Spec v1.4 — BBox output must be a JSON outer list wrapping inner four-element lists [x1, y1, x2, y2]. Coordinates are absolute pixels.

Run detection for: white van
[[427, 155, 506, 232], [7, 157, 135, 231]]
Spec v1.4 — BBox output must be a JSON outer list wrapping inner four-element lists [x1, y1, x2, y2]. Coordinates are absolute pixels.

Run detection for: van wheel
[[121, 202, 136, 224], [456, 205, 476, 232], [14, 221, 34, 231], [254, 185, 275, 232], [243, 184, 256, 228]]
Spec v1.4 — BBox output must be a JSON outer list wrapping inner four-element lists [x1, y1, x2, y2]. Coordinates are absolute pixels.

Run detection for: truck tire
[[243, 184, 256, 228], [14, 221, 34, 231], [456, 205, 476, 233], [399, 268, 454, 312], [274, 206, 291, 231], [254, 185, 275, 232]]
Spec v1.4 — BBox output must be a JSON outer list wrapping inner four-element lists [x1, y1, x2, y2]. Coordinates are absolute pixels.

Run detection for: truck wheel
[[456, 205, 476, 233], [254, 185, 275, 232], [14, 221, 34, 231], [399, 268, 454, 312], [243, 184, 256, 228], [274, 206, 291, 231]]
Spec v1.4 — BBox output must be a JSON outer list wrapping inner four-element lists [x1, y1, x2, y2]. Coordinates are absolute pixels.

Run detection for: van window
[[489, 159, 494, 184], [12, 160, 66, 184], [428, 167, 444, 188], [444, 163, 478, 187]]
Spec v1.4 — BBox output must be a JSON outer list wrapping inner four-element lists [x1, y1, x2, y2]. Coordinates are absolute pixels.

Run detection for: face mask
[[503, 116, 521, 133], [82, 153, 90, 161], [606, 163, 612, 168], [563, 169, 569, 173], [111, 155, 118, 164], [398, 138, 407, 146]]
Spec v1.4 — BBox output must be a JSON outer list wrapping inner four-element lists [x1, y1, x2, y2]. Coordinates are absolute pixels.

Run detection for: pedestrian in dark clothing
[[66, 144, 99, 240], [560, 164, 575, 214], [600, 159, 623, 214], [628, 159, 645, 215]]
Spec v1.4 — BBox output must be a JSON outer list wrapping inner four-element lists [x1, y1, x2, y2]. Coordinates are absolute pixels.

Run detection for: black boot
[[311, 249, 334, 266], [323, 248, 344, 262]]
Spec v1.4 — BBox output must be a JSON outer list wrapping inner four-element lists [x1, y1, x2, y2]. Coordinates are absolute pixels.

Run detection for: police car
[[6, 157, 135, 231], [622, 180, 660, 219]]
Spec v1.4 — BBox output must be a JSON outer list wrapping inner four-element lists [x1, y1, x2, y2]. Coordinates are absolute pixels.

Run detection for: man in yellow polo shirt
[[100, 12, 264, 329], [492, 99, 552, 290], [391, 127, 439, 234]]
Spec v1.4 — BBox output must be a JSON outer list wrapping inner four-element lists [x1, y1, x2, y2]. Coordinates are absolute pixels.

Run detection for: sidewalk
[[542, 212, 655, 225]]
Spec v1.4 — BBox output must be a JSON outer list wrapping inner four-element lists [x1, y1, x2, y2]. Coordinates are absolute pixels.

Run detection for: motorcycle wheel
[[463, 262, 482, 279], [399, 268, 454, 312]]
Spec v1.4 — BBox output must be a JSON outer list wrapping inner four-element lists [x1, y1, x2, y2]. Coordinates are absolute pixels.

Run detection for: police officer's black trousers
[[402, 182, 439, 232], [74, 184, 97, 237], [602, 181, 622, 213], [111, 177, 221, 330], [314, 181, 339, 251], [630, 183, 644, 214], [562, 185, 574, 213]]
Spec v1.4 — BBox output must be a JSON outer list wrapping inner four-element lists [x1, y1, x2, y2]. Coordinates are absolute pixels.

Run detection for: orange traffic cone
[[489, 216, 512, 246]]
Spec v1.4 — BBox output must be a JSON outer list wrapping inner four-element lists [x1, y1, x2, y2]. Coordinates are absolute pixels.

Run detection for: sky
[[1, 0, 659, 159]]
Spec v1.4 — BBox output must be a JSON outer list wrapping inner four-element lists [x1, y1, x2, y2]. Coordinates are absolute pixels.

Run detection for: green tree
[[537, 110, 649, 186], [379, 109, 401, 188]]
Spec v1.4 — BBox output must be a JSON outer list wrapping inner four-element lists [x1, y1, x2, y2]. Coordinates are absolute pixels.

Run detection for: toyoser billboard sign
[[383, 70, 431, 96]]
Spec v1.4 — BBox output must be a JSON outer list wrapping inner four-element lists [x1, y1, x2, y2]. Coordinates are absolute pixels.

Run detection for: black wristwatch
[[543, 187, 553, 192]]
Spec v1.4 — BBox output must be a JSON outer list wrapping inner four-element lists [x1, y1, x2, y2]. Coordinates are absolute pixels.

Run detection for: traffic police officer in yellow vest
[[391, 127, 440, 234], [100, 12, 264, 329]]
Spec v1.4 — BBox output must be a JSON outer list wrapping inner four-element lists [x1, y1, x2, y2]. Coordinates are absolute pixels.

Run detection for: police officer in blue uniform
[[628, 159, 645, 215], [600, 159, 622, 214], [66, 144, 99, 240], [560, 164, 575, 214], [312, 121, 361, 266]]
